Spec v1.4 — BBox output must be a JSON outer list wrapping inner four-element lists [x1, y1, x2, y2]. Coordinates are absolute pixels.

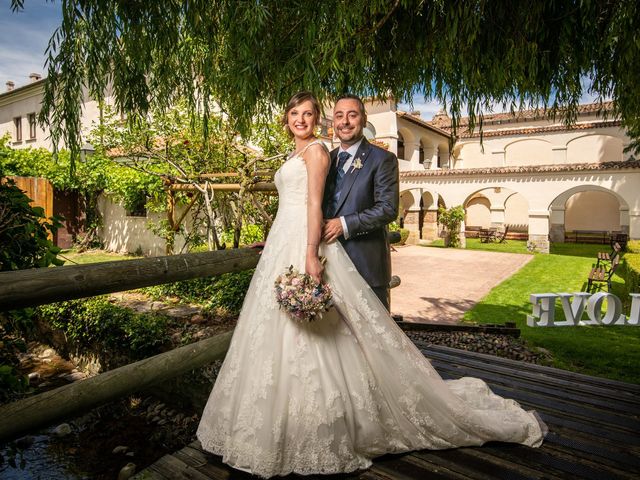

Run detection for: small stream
[[1, 429, 90, 480]]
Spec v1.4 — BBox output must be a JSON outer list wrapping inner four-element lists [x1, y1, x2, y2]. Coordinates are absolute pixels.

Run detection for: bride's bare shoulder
[[302, 141, 329, 159]]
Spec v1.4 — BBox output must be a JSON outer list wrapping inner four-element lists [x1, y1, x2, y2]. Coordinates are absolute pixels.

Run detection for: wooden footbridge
[[1, 249, 638, 479], [136, 343, 640, 480]]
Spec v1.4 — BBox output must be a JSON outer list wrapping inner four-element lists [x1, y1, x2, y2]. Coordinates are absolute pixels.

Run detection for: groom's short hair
[[335, 93, 367, 120]]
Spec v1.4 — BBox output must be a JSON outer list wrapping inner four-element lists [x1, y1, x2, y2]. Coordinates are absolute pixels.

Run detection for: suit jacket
[[322, 138, 399, 288]]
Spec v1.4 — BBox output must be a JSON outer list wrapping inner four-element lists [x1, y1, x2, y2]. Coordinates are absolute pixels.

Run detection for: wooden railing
[[0, 247, 401, 443], [0, 248, 260, 312], [0, 248, 260, 443]]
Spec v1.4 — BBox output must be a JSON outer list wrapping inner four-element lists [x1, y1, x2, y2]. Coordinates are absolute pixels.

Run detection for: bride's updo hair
[[282, 91, 321, 137]]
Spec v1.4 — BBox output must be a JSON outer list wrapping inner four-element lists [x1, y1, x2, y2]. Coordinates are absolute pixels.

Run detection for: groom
[[323, 94, 399, 310]]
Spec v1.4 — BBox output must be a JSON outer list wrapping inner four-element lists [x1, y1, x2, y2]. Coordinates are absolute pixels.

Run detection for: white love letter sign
[[527, 293, 640, 327]]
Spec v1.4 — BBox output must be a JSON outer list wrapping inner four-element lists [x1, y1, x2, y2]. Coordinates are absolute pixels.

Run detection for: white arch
[[566, 134, 624, 163], [397, 127, 416, 143], [549, 184, 629, 211], [503, 137, 551, 150], [566, 132, 627, 146]]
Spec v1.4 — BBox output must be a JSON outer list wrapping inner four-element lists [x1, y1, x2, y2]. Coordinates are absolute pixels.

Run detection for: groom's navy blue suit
[[323, 138, 399, 308]]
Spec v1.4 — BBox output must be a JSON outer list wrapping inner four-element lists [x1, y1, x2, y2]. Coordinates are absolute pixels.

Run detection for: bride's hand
[[305, 255, 324, 284]]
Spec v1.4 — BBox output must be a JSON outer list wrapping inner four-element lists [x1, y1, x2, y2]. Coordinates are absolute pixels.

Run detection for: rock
[[38, 348, 56, 359], [189, 314, 206, 324], [404, 330, 542, 364], [150, 301, 165, 311], [112, 445, 129, 454], [62, 372, 86, 382], [15, 436, 35, 449], [125, 451, 135, 457], [27, 372, 40, 382], [117, 462, 137, 480], [52, 423, 72, 437]]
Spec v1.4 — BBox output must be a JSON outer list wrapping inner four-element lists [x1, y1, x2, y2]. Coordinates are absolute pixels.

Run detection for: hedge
[[621, 252, 640, 295]]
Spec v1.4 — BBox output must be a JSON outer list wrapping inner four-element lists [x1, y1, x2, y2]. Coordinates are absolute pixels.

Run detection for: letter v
[[557, 293, 591, 326]]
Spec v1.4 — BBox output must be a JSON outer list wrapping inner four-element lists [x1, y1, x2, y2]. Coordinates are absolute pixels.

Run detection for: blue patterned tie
[[328, 152, 350, 217], [336, 151, 350, 183]]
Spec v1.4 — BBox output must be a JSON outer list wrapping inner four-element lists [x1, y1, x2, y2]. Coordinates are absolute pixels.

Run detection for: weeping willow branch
[[15, 0, 639, 168]]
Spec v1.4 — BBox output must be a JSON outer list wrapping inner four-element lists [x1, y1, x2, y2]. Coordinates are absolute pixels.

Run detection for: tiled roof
[[428, 101, 617, 137], [399, 159, 640, 178], [461, 120, 622, 139], [396, 111, 451, 138]]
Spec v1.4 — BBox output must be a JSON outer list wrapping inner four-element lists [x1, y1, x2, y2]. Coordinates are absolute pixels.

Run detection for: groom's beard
[[336, 131, 364, 147]]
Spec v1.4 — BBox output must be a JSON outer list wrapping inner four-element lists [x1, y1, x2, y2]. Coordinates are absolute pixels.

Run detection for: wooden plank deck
[[134, 344, 640, 479]]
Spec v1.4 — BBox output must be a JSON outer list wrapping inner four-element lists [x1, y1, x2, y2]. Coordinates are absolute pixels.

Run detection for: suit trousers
[[371, 286, 390, 312]]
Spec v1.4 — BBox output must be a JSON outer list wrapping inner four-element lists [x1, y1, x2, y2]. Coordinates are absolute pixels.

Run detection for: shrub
[[142, 269, 254, 315], [621, 253, 640, 295], [204, 270, 254, 315], [36, 298, 170, 358], [142, 277, 219, 303], [438, 205, 465, 248], [627, 240, 640, 253], [0, 178, 63, 271], [0, 176, 63, 399], [0, 322, 29, 403], [220, 224, 264, 247], [399, 228, 410, 245]]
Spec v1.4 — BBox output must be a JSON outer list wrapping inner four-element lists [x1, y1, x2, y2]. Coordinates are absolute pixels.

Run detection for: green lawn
[[427, 238, 531, 254], [464, 244, 640, 384], [427, 238, 608, 257], [59, 249, 134, 265]]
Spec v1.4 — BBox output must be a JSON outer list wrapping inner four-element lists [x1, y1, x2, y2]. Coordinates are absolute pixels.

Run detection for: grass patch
[[464, 248, 640, 384], [426, 238, 531, 254], [549, 242, 607, 258], [59, 249, 135, 265]]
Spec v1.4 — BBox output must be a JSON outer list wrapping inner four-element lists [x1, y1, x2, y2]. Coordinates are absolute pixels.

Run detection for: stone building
[[3, 77, 638, 254], [333, 99, 639, 252]]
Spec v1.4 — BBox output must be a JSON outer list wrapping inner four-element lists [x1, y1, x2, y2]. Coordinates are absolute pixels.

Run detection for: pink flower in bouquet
[[274, 264, 333, 322]]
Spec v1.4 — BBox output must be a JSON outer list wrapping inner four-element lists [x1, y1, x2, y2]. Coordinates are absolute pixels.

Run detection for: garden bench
[[610, 232, 629, 250], [479, 228, 497, 243], [464, 225, 482, 238], [596, 242, 621, 267], [495, 225, 510, 243], [587, 256, 620, 292], [565, 229, 609, 244]]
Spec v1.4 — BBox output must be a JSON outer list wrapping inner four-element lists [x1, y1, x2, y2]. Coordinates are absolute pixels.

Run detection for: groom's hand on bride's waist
[[323, 218, 344, 243]]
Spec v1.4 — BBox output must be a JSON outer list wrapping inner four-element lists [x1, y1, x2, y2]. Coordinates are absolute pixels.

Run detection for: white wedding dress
[[196, 144, 546, 478]]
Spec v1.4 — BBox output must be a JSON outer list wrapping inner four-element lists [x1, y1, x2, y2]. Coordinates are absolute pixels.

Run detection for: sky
[[0, 1, 599, 122], [0, 0, 447, 119], [0, 0, 62, 89]]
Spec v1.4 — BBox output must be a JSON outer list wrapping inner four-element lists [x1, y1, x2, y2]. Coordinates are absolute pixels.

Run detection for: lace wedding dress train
[[196, 145, 546, 478]]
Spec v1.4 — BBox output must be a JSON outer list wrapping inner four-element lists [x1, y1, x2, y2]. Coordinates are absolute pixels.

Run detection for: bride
[[196, 92, 546, 478]]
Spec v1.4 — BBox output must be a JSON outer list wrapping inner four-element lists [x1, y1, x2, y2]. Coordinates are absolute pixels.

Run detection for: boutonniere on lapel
[[351, 158, 363, 172]]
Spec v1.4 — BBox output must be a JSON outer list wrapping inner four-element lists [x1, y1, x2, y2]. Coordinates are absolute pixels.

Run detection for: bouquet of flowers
[[274, 262, 333, 322]]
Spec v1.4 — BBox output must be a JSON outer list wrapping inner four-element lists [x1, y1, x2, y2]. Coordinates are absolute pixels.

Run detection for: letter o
[[587, 292, 623, 325]]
